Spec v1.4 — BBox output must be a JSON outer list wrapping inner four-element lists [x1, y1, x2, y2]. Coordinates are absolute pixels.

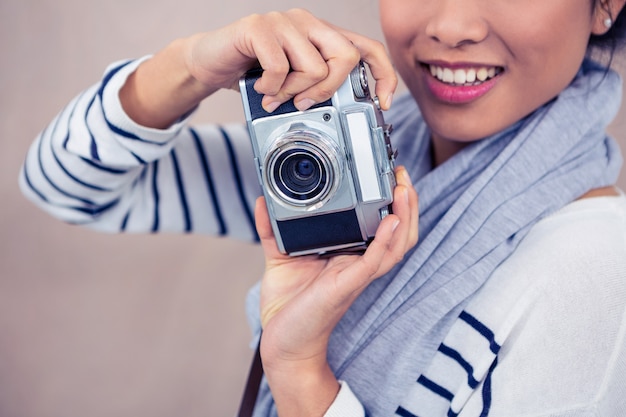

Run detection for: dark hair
[[588, 1, 626, 56]]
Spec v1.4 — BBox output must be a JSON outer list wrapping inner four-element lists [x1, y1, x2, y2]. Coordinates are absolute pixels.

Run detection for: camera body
[[239, 62, 396, 256]]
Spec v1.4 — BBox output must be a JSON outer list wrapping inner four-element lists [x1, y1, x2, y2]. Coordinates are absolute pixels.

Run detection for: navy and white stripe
[[392, 263, 539, 417], [395, 311, 500, 417], [19, 58, 261, 241]]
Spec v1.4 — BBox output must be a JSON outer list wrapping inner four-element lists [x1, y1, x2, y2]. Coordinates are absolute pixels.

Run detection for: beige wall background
[[1, 1, 625, 416]]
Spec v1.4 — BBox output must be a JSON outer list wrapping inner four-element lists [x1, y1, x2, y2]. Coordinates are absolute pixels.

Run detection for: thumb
[[254, 197, 273, 240], [254, 197, 286, 260]]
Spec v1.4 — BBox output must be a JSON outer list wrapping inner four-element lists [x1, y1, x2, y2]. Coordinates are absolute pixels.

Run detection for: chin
[[425, 117, 497, 144]]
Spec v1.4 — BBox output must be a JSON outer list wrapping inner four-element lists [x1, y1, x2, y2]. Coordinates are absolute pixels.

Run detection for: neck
[[430, 134, 471, 167]]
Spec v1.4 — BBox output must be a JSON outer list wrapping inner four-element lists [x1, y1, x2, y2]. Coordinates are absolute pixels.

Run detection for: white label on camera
[[346, 112, 381, 202]]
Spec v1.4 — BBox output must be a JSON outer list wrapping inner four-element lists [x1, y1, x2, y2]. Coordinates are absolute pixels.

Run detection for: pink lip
[[423, 66, 500, 104]]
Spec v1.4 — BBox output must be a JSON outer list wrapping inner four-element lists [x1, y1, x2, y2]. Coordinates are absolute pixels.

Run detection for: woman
[[20, 0, 626, 415]]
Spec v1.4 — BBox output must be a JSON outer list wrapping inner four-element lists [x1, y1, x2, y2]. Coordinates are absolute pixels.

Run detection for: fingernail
[[295, 98, 315, 111], [263, 101, 281, 113], [399, 167, 411, 184], [404, 171, 412, 185], [384, 93, 393, 110], [392, 219, 400, 232]]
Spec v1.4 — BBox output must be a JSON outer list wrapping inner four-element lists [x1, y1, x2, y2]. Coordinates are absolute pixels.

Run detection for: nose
[[424, 0, 489, 48]]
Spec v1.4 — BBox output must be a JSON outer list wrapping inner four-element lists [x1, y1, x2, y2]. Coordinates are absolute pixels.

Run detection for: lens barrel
[[275, 149, 326, 201], [265, 131, 340, 207]]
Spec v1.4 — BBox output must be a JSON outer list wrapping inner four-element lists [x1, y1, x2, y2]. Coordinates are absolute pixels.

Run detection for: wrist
[[119, 37, 215, 129], [263, 355, 340, 417]]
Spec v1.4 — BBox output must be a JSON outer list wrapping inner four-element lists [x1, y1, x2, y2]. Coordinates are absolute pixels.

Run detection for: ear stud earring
[[604, 17, 613, 29]]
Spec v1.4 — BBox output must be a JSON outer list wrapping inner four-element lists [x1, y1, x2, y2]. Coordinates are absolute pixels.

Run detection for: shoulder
[[472, 193, 626, 415], [489, 192, 626, 290], [472, 192, 626, 322]]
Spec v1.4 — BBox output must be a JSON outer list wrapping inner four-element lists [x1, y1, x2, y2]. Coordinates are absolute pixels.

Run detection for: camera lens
[[265, 130, 342, 208], [274, 149, 327, 201], [294, 158, 314, 179]]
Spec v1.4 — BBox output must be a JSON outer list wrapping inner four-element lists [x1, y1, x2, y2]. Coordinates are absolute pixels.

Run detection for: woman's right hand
[[186, 8, 397, 113], [120, 8, 397, 128]]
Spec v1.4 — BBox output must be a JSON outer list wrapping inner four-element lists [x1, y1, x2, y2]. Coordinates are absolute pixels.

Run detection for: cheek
[[379, 0, 420, 49], [379, 4, 422, 81], [503, 24, 591, 107], [499, 3, 593, 74]]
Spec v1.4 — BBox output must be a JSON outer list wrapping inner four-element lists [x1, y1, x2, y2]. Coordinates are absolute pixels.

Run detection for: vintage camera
[[239, 62, 396, 256]]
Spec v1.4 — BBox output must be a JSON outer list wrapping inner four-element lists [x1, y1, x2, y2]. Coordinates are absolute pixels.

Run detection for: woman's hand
[[256, 166, 418, 417], [187, 8, 397, 112], [120, 9, 397, 129]]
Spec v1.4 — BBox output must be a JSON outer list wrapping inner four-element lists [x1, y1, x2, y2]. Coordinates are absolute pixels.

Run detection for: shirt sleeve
[[19, 58, 262, 241], [324, 380, 366, 417]]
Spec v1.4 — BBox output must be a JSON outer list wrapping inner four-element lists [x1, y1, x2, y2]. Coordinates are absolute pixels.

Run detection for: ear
[[592, 0, 626, 35]]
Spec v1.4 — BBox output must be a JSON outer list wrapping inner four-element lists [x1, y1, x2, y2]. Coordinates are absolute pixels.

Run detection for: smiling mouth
[[427, 64, 503, 86]]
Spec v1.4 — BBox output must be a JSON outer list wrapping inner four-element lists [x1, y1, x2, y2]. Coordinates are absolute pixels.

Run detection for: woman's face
[[380, 0, 606, 149]]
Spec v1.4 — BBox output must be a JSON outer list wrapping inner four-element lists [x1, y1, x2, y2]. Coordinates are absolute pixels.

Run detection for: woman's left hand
[[255, 165, 418, 416]]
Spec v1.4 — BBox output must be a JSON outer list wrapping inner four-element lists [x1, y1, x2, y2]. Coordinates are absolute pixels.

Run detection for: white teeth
[[466, 69, 476, 83], [429, 64, 500, 86], [476, 67, 489, 81], [453, 69, 466, 84]]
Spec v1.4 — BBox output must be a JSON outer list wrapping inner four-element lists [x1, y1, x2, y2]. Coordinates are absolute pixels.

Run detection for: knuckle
[[286, 8, 311, 19], [264, 61, 291, 77], [344, 48, 362, 66], [264, 10, 283, 21], [314, 84, 336, 100], [369, 39, 387, 54], [260, 11, 292, 31], [309, 64, 329, 82], [360, 257, 380, 278], [242, 13, 263, 28], [279, 87, 300, 100], [388, 250, 404, 265]]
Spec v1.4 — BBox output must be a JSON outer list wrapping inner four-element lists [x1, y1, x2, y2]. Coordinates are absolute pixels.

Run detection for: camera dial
[[350, 62, 369, 99]]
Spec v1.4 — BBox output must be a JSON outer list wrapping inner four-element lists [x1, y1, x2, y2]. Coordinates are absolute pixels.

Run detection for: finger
[[364, 48, 398, 111], [288, 29, 361, 110], [339, 213, 399, 289], [254, 33, 329, 98], [395, 166, 419, 249], [334, 28, 398, 110], [262, 15, 361, 111], [406, 177, 419, 249], [364, 167, 419, 275], [238, 13, 328, 99], [260, 63, 329, 112], [375, 185, 410, 273], [254, 197, 286, 260]]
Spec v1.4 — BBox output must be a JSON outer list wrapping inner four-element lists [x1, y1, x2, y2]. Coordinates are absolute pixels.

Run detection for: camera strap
[[237, 340, 263, 417]]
